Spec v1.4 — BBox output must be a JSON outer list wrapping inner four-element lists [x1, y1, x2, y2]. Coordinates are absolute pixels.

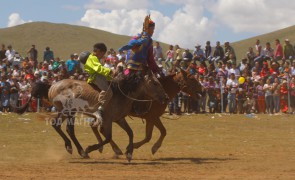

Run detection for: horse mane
[[110, 73, 144, 95]]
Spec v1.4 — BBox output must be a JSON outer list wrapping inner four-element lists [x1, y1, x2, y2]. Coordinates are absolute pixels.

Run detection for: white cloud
[[80, 1, 215, 48], [211, 0, 295, 34], [7, 13, 31, 27]]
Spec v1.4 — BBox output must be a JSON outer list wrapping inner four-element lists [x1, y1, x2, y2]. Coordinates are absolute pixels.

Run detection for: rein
[[117, 83, 153, 116]]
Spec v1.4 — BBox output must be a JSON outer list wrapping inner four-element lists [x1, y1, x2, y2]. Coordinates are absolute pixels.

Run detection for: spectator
[[217, 63, 228, 81], [255, 39, 263, 57], [204, 41, 212, 59], [212, 41, 224, 63], [283, 39, 295, 64], [263, 78, 274, 114], [43, 46, 54, 63], [165, 45, 174, 69], [174, 45, 182, 67], [5, 45, 16, 67], [65, 54, 79, 76], [256, 79, 266, 113], [9, 76, 20, 108], [243, 92, 256, 114], [272, 77, 281, 113], [153, 41, 164, 65], [236, 87, 246, 114], [0, 44, 6, 62], [224, 41, 236, 63], [274, 39, 283, 61], [290, 76, 295, 114], [206, 76, 218, 113], [291, 61, 295, 76], [0, 75, 11, 113], [226, 73, 238, 113], [198, 75, 207, 113], [280, 80, 288, 113], [193, 44, 205, 62], [246, 47, 256, 67], [27, 45, 38, 67], [238, 58, 248, 73], [228, 62, 240, 79]]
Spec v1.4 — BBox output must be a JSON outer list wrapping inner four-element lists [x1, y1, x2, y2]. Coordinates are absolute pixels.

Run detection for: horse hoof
[[151, 146, 159, 155], [126, 153, 132, 162], [66, 146, 73, 154], [113, 149, 123, 156], [80, 150, 90, 159], [98, 147, 104, 153]]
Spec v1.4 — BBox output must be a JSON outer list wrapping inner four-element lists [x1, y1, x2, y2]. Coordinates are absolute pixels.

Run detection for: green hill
[[231, 25, 295, 61], [1, 22, 295, 62], [0, 22, 170, 60]]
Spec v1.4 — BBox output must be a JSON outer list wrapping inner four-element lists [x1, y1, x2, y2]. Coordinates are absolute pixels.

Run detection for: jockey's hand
[[109, 69, 117, 77]]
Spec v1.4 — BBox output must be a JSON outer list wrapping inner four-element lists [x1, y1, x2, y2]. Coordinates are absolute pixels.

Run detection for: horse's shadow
[[69, 157, 237, 166]]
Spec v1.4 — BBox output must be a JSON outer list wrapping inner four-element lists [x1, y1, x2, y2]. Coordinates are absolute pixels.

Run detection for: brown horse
[[92, 69, 203, 155], [15, 71, 168, 161]]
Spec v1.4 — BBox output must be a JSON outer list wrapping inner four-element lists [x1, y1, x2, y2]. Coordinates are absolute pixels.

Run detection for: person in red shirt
[[280, 80, 288, 113], [260, 61, 269, 79], [274, 39, 283, 61]]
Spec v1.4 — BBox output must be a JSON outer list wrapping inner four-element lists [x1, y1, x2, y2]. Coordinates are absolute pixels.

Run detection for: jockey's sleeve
[[147, 45, 160, 73]]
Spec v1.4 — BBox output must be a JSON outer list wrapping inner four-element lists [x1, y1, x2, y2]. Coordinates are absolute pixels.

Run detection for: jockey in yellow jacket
[[84, 43, 114, 127]]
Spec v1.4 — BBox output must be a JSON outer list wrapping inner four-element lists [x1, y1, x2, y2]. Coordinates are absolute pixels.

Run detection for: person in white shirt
[[263, 78, 274, 114], [5, 45, 15, 67], [226, 73, 238, 113], [227, 62, 240, 78]]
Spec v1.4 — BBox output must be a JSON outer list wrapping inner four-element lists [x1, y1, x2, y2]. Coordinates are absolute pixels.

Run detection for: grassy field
[[1, 112, 295, 179]]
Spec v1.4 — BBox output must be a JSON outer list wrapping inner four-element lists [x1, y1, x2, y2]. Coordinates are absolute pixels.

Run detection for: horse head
[[142, 69, 168, 104], [176, 68, 203, 100]]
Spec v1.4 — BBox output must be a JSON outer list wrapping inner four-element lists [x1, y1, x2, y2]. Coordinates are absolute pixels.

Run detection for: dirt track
[[1, 113, 295, 179]]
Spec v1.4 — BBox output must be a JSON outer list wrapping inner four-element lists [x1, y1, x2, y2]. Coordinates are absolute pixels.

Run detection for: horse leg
[[85, 117, 112, 155], [151, 117, 167, 155], [51, 113, 72, 154], [133, 119, 154, 149], [66, 116, 89, 158], [115, 118, 134, 162], [98, 128, 123, 156], [90, 126, 104, 153]]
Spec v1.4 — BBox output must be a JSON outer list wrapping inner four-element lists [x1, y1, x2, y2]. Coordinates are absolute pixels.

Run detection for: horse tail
[[14, 96, 32, 114], [13, 81, 51, 114]]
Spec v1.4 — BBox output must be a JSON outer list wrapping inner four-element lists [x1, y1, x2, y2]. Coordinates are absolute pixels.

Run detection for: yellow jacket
[[84, 53, 112, 83]]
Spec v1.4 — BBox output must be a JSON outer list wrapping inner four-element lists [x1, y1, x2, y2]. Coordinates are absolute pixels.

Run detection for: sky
[[1, 0, 295, 49]]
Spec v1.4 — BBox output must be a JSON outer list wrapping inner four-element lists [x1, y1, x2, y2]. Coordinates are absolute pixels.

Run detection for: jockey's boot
[[91, 106, 104, 127]]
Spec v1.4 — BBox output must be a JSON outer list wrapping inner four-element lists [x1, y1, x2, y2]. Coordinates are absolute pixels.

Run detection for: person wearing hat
[[118, 15, 161, 76], [193, 43, 205, 62], [283, 39, 295, 64]]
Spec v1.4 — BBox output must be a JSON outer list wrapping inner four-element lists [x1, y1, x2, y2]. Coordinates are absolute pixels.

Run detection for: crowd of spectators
[[0, 39, 295, 115]]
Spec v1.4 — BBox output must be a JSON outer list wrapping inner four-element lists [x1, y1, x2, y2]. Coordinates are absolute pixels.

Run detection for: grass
[[1, 112, 295, 179]]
